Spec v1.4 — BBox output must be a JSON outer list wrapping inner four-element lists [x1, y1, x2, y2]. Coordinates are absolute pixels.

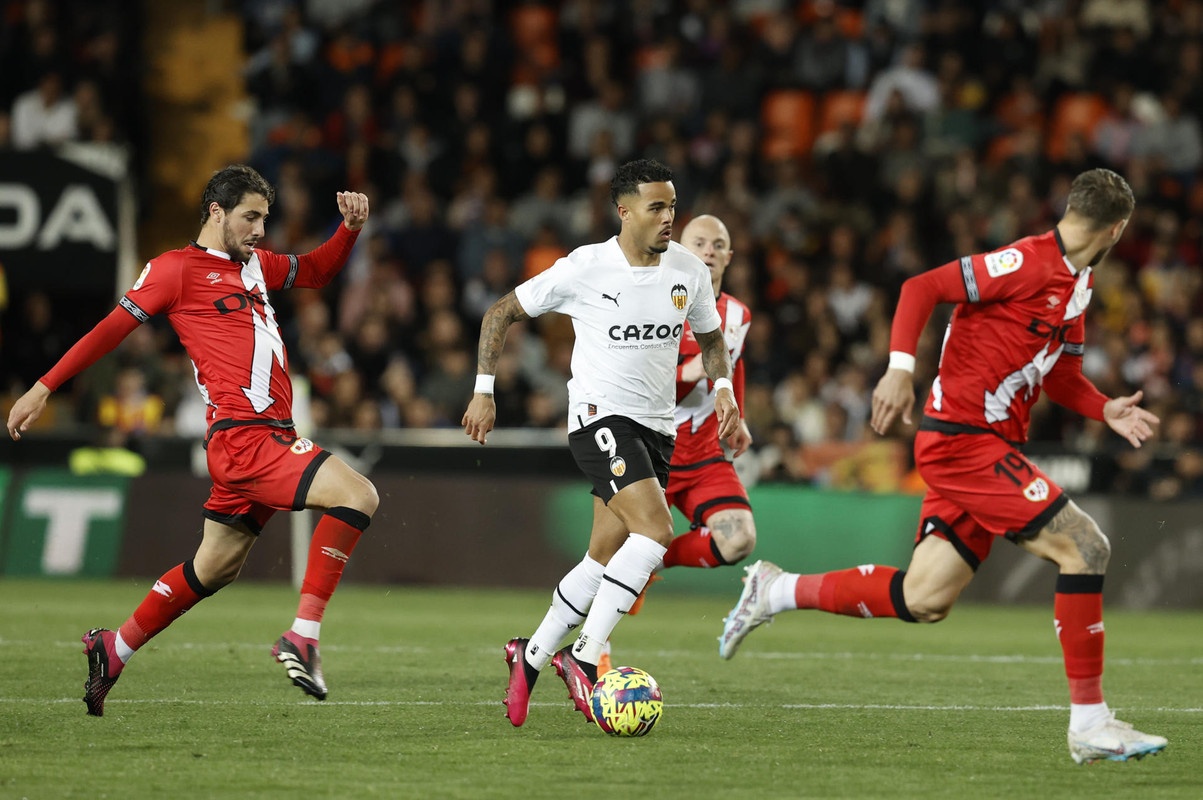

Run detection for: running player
[[717, 168, 1167, 764], [6, 165, 378, 715], [597, 213, 755, 673], [462, 159, 739, 727]]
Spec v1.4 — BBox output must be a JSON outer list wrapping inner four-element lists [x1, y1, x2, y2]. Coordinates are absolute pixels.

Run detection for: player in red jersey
[[718, 169, 1167, 764], [6, 165, 379, 715], [663, 214, 756, 570]]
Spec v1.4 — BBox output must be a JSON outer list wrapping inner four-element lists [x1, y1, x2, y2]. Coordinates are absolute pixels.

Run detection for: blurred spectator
[[4, 291, 72, 392], [10, 0, 1203, 499], [1131, 92, 1203, 182], [864, 42, 939, 123], [10, 69, 76, 149], [97, 366, 164, 441], [567, 80, 636, 161]]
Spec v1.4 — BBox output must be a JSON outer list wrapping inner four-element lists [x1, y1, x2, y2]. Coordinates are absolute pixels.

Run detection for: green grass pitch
[[1, 578, 1198, 799]]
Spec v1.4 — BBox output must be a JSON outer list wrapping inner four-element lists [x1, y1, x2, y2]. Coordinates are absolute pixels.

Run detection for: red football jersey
[[672, 292, 750, 466], [109, 226, 357, 427], [919, 230, 1094, 443]]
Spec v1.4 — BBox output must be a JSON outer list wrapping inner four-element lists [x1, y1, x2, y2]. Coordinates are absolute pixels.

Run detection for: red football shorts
[[912, 430, 1067, 568], [665, 458, 751, 529], [203, 424, 332, 534]]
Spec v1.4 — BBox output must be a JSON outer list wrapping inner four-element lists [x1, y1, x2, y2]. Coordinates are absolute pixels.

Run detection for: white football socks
[[768, 571, 798, 615], [114, 631, 135, 664], [291, 618, 320, 640], [1069, 701, 1111, 733], [526, 555, 605, 670], [575, 533, 667, 665]]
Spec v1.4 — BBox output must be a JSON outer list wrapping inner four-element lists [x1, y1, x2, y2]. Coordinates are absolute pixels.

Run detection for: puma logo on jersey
[[602, 292, 621, 307]]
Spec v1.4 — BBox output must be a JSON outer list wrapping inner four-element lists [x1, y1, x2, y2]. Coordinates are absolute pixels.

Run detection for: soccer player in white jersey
[[462, 159, 739, 726]]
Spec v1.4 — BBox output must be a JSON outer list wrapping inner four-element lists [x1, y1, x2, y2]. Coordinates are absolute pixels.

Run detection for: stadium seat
[[1046, 93, 1109, 161], [761, 90, 816, 159], [509, 5, 559, 83], [817, 90, 866, 135]]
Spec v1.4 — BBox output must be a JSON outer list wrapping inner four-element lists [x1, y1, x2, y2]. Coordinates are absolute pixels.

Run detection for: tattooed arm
[[695, 327, 739, 440], [462, 291, 531, 444]]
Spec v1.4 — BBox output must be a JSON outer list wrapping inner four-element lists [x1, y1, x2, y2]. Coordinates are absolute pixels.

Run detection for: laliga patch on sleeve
[[984, 248, 1023, 277], [132, 262, 152, 290]]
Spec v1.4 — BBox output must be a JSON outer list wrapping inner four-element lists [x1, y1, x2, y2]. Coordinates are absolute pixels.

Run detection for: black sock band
[[183, 559, 217, 597], [1055, 574, 1104, 594], [709, 536, 733, 566], [327, 506, 372, 531], [890, 570, 917, 622]]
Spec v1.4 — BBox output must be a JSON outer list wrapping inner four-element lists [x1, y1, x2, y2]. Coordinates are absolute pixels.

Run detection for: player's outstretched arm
[[7, 381, 51, 441], [1103, 390, 1159, 448], [462, 291, 531, 445], [336, 191, 369, 230], [695, 327, 738, 439]]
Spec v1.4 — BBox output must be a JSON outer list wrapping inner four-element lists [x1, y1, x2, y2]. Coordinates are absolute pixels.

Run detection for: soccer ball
[[590, 666, 663, 737]]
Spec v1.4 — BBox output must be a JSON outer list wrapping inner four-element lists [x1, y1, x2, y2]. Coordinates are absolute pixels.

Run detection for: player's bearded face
[[221, 194, 269, 263]]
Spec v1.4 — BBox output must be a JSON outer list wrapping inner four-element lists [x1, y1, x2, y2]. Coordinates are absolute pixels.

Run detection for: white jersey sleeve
[[514, 256, 575, 318]]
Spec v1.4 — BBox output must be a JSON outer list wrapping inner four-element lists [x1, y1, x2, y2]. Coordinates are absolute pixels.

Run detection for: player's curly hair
[[610, 159, 674, 206], [200, 165, 276, 224], [1066, 168, 1135, 228]]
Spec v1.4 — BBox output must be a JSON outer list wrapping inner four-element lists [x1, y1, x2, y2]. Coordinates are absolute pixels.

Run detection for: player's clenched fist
[[337, 192, 370, 231]]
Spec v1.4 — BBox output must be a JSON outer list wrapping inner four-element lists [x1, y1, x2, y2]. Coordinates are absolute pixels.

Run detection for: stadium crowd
[[2, 0, 1203, 499]]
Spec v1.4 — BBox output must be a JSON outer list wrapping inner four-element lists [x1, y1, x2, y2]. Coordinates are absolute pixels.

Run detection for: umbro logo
[[602, 292, 621, 307], [321, 546, 349, 563], [1047, 295, 1060, 307], [152, 580, 173, 598], [207, 272, 223, 284]]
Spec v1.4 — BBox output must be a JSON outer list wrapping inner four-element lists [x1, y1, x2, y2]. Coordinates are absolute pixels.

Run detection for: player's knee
[[721, 522, 757, 563], [344, 475, 379, 517], [194, 553, 245, 589], [906, 602, 952, 623], [638, 511, 675, 547], [900, 584, 955, 623]]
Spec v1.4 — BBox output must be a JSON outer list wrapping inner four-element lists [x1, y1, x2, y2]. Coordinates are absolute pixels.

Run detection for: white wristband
[[474, 374, 495, 394], [713, 377, 734, 395], [888, 351, 916, 373]]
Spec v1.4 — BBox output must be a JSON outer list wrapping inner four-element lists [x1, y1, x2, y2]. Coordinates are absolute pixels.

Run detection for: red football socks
[[118, 561, 211, 651], [297, 507, 368, 623], [663, 528, 726, 568], [1055, 575, 1106, 704], [796, 565, 902, 619]]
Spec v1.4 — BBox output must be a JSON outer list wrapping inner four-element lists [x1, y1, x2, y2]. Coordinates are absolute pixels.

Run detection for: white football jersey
[[515, 237, 721, 435]]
